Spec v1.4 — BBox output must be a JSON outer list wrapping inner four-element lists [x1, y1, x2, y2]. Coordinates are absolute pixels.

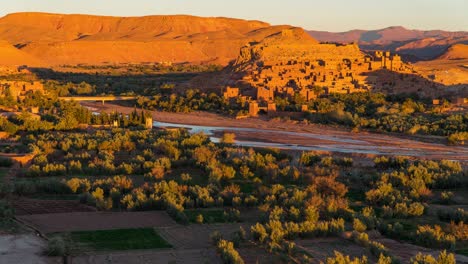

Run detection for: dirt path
[[0, 234, 55, 264], [13, 198, 97, 215], [65, 248, 220, 264], [296, 237, 375, 263]]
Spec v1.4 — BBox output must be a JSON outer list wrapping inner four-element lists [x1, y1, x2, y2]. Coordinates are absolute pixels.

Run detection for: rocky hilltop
[[0, 12, 303, 65]]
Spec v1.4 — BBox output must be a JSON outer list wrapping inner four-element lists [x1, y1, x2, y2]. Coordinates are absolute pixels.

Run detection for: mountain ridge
[[308, 26, 468, 60], [0, 12, 298, 65]]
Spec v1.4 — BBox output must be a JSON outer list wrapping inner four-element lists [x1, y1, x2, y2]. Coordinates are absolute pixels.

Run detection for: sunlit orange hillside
[[0, 40, 44, 66], [437, 44, 468, 60], [0, 12, 317, 65], [415, 44, 468, 86]]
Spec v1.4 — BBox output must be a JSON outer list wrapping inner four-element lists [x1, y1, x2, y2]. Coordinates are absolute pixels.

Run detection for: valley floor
[[83, 102, 468, 164]]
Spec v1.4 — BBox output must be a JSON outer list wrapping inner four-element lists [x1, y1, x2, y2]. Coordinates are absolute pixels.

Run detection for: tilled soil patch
[[17, 211, 177, 234], [64, 248, 220, 264], [157, 223, 249, 249], [13, 198, 96, 215], [296, 237, 375, 263]]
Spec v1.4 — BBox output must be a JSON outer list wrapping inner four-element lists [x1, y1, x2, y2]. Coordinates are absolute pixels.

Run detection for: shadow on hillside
[[25, 66, 468, 99], [28, 67, 219, 96]]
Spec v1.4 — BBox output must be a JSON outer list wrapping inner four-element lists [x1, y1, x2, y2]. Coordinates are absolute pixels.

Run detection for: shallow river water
[[153, 121, 468, 159]]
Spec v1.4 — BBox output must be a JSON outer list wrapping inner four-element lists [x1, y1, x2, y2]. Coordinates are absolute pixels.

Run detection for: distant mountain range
[[308, 26, 468, 61]]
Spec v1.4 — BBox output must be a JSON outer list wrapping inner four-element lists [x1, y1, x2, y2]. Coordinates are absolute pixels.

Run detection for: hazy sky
[[1, 0, 467, 32]]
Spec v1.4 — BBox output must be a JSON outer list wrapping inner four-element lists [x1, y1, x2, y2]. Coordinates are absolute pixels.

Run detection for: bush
[[439, 191, 455, 205], [415, 225, 456, 250], [92, 187, 104, 201], [15, 179, 72, 195], [79, 192, 96, 206], [437, 208, 467, 223], [180, 173, 192, 183], [0, 157, 13, 167], [352, 231, 393, 261], [326, 251, 368, 264], [210, 231, 223, 245], [408, 202, 425, 217], [96, 198, 113, 210], [224, 208, 240, 222], [167, 205, 189, 225], [352, 231, 369, 246], [447, 221, 468, 240], [353, 218, 367, 232], [216, 239, 244, 264], [448, 132, 468, 145], [410, 250, 455, 264], [220, 133, 236, 144], [0, 200, 14, 220], [377, 254, 392, 264], [251, 223, 268, 243], [45, 236, 70, 256], [231, 228, 247, 248], [378, 222, 405, 239], [329, 218, 345, 235], [66, 178, 91, 193], [195, 214, 204, 224], [356, 207, 377, 230]]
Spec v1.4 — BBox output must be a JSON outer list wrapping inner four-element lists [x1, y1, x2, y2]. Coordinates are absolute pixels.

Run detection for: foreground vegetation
[[0, 66, 466, 262], [0, 123, 464, 262]]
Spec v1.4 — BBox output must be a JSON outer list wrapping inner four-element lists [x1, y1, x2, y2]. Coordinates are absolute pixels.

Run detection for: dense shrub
[[0, 157, 13, 167], [437, 208, 467, 223], [326, 251, 368, 264], [45, 236, 70, 256], [0, 200, 14, 220], [410, 250, 455, 264], [415, 225, 456, 250], [216, 239, 244, 264]]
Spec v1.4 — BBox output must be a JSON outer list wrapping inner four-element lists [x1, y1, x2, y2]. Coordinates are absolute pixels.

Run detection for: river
[[153, 121, 468, 160]]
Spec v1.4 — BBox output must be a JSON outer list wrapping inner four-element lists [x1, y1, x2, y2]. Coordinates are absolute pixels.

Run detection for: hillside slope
[[0, 40, 44, 66], [0, 12, 312, 65], [415, 44, 468, 86], [437, 44, 468, 60]]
